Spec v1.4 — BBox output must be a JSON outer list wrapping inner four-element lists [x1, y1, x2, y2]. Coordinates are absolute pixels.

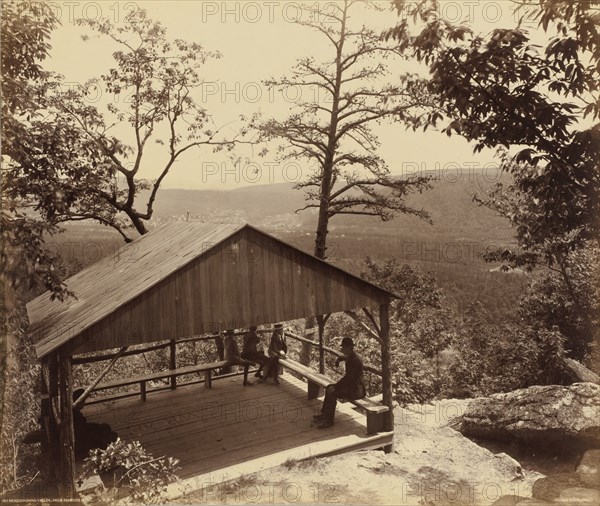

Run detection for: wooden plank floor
[[83, 372, 393, 499]]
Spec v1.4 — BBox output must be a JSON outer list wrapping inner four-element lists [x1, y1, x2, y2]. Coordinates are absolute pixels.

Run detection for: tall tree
[[260, 0, 431, 261], [1, 1, 70, 489], [7, 8, 249, 242], [259, 0, 431, 364]]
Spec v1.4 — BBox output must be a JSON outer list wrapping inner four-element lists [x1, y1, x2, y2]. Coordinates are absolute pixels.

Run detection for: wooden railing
[[284, 330, 382, 377], [71, 328, 382, 405], [72, 331, 256, 403]]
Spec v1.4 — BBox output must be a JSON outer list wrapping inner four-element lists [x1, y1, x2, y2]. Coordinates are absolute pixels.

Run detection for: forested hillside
[[146, 169, 514, 243]]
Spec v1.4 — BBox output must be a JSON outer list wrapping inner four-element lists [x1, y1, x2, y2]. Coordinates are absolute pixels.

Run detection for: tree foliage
[[517, 246, 600, 361], [449, 302, 567, 396], [387, 0, 599, 362], [387, 0, 599, 251], [1, 0, 73, 299], [78, 438, 180, 504]]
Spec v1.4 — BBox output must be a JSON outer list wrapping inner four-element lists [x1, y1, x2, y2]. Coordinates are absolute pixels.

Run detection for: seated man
[[241, 325, 268, 379], [23, 389, 118, 459], [314, 337, 366, 428], [262, 323, 287, 385], [72, 388, 118, 459], [223, 329, 254, 386]]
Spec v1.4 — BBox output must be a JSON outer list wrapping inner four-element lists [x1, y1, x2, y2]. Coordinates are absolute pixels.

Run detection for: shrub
[[78, 438, 180, 504]]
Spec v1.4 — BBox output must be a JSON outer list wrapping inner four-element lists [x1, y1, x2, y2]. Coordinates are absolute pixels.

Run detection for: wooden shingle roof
[[27, 223, 392, 359]]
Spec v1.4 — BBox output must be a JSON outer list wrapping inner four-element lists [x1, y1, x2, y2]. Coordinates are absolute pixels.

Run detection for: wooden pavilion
[[26, 222, 395, 498]]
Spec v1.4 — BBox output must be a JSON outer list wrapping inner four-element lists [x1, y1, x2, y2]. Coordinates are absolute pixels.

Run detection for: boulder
[[532, 473, 585, 502], [459, 383, 600, 449], [577, 449, 600, 488]]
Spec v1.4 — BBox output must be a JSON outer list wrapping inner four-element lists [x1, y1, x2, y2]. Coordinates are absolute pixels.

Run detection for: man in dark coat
[[241, 325, 268, 379], [262, 323, 287, 385], [314, 337, 366, 428], [72, 388, 118, 459]]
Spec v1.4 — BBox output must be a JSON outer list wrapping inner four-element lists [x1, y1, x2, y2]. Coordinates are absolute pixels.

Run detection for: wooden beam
[[379, 302, 394, 453], [362, 307, 380, 335], [344, 310, 383, 344], [72, 335, 221, 365], [303, 327, 317, 339], [72, 342, 169, 365], [58, 353, 76, 497], [47, 354, 60, 427], [73, 347, 128, 410]]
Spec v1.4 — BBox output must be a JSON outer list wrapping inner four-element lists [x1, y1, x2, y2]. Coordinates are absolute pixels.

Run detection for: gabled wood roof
[[27, 223, 392, 359]]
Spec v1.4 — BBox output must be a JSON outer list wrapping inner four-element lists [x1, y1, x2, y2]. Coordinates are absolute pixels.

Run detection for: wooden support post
[[39, 366, 49, 454], [204, 370, 212, 389], [58, 352, 76, 498], [366, 412, 385, 435], [316, 315, 325, 374], [140, 381, 147, 402], [46, 354, 60, 483], [379, 302, 394, 453], [169, 339, 177, 389], [307, 381, 322, 400]]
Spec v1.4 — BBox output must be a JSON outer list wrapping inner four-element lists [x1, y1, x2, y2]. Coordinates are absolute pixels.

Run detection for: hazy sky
[[45, 1, 543, 190]]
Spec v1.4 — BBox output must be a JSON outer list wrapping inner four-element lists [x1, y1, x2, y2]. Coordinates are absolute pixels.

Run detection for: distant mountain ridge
[[146, 169, 514, 243]]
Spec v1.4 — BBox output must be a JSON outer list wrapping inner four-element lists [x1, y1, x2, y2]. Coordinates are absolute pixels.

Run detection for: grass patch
[[282, 456, 321, 471]]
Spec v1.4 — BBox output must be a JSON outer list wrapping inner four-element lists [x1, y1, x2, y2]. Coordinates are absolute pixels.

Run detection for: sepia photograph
[[1, 0, 598, 504]]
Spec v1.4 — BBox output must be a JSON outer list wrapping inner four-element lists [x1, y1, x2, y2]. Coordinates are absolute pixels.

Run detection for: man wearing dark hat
[[314, 337, 366, 428]]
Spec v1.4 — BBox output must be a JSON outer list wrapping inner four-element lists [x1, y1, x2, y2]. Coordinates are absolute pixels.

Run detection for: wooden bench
[[279, 358, 389, 434], [86, 361, 228, 402]]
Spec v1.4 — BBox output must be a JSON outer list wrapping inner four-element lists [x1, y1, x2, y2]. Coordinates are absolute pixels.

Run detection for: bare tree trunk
[[300, 3, 349, 367], [128, 211, 148, 236]]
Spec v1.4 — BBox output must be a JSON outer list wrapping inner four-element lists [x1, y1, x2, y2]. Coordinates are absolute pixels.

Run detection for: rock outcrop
[[492, 448, 600, 505], [459, 383, 600, 449], [577, 449, 600, 487]]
